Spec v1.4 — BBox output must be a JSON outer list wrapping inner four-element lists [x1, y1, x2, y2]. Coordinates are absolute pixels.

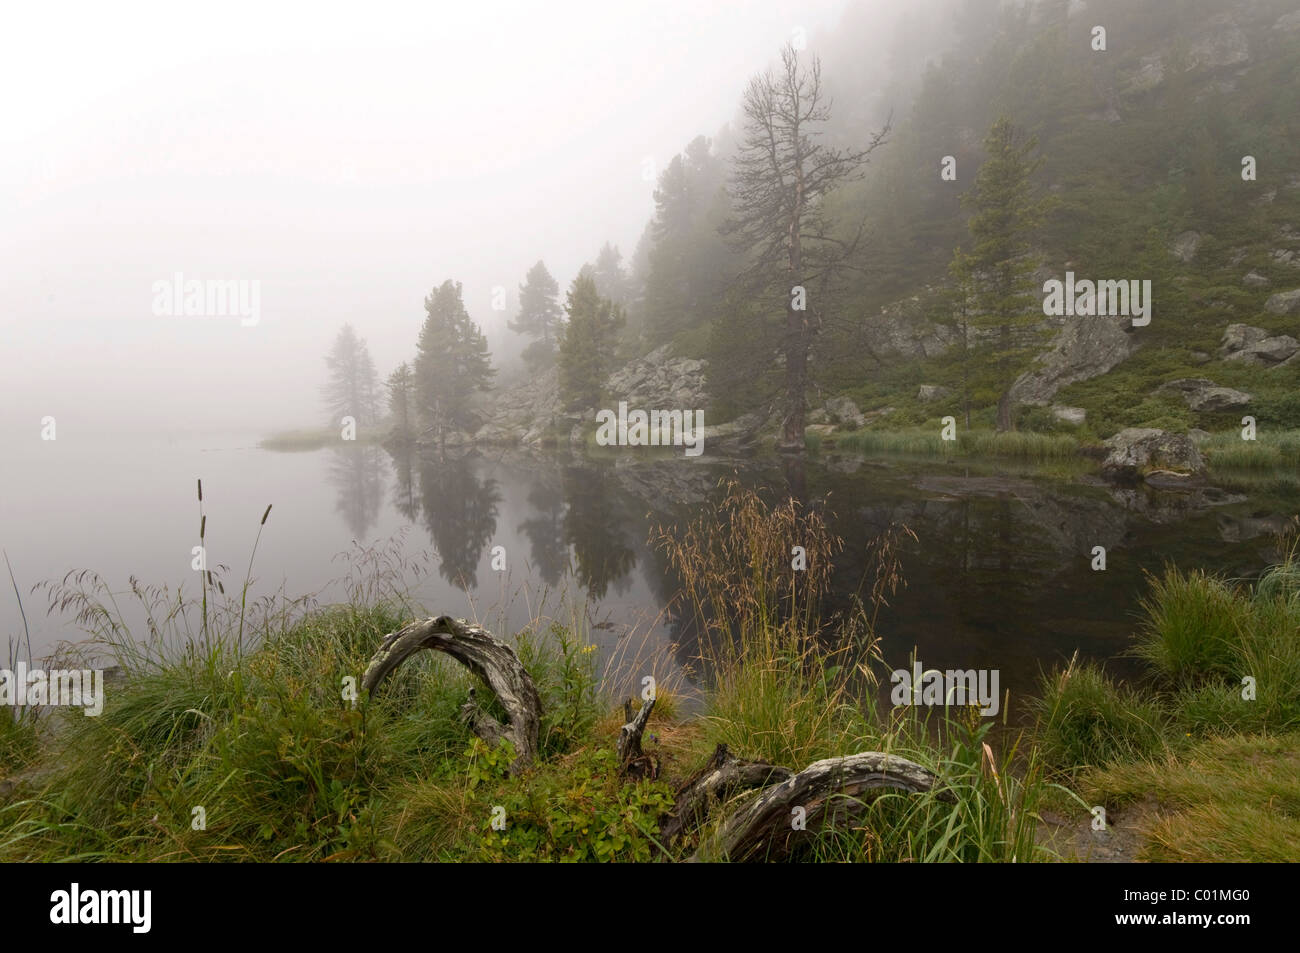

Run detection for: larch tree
[[323, 323, 381, 429], [725, 43, 888, 452]]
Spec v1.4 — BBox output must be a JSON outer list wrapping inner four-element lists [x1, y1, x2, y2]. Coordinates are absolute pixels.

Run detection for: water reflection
[[327, 444, 385, 539], [561, 464, 638, 600], [417, 451, 500, 589], [517, 480, 569, 587]]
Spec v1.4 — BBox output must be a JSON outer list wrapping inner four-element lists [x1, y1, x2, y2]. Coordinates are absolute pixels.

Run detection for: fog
[[0, 0, 899, 439]]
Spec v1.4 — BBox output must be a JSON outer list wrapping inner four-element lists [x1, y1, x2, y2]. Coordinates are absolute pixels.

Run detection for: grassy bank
[[2, 490, 1296, 862], [1033, 527, 1300, 861]]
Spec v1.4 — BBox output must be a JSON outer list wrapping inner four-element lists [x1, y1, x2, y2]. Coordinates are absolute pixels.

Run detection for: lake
[[3, 431, 1296, 712]]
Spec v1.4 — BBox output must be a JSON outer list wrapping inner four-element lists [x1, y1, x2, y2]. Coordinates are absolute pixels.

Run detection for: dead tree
[[724, 43, 889, 453], [616, 696, 659, 779], [361, 616, 542, 771]]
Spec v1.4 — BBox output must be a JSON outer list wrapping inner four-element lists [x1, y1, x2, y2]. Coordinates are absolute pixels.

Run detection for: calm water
[[3, 431, 1296, 707]]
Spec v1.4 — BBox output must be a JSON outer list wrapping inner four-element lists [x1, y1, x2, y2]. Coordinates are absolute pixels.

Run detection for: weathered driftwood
[[616, 696, 658, 779], [362, 616, 542, 770], [691, 751, 943, 862], [660, 743, 792, 845]]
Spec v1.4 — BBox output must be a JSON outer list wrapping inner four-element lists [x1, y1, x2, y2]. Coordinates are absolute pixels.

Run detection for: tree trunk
[[996, 323, 1013, 432]]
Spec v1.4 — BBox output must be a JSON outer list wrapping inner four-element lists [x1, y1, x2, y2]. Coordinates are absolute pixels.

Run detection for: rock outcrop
[[1101, 428, 1206, 484], [1218, 323, 1299, 367], [1009, 315, 1141, 406], [1157, 378, 1253, 413], [1264, 289, 1300, 316], [473, 345, 713, 448]]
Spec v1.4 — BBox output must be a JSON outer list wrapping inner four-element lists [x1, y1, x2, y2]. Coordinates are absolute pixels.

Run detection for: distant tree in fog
[[323, 323, 380, 427], [509, 260, 563, 372], [414, 279, 494, 450], [558, 272, 623, 411]]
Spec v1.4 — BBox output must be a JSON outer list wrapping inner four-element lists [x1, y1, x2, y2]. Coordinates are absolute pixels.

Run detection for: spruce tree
[[413, 279, 494, 449], [958, 117, 1050, 432], [509, 261, 563, 372], [558, 271, 624, 411]]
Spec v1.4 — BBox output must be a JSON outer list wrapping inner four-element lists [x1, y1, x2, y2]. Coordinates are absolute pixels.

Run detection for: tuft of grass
[[1133, 566, 1245, 684], [1031, 654, 1169, 772]]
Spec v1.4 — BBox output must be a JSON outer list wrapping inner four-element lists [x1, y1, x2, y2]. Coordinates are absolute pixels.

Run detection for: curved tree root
[[362, 616, 542, 771], [690, 751, 945, 862]]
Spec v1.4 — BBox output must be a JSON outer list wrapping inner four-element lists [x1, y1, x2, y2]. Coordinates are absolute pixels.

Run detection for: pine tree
[[591, 242, 630, 306], [958, 117, 1050, 432], [322, 323, 380, 428], [558, 271, 624, 411], [509, 261, 563, 372], [413, 279, 494, 449]]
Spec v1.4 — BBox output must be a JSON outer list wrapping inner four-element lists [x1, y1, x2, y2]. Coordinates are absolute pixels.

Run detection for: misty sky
[[0, 0, 888, 438]]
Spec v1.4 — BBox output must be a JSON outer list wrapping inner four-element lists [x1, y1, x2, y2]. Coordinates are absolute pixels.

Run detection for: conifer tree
[[413, 280, 494, 449], [558, 271, 624, 411], [956, 117, 1050, 432]]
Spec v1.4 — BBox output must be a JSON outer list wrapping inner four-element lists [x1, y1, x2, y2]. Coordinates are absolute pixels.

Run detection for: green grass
[[1202, 429, 1300, 471], [826, 426, 1084, 461], [1082, 732, 1300, 863], [1031, 655, 1169, 772]]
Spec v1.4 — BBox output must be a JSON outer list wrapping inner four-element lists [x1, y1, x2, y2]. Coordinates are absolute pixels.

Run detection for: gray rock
[[1264, 289, 1300, 316], [1219, 323, 1269, 354], [1102, 429, 1206, 483], [917, 384, 953, 402], [1158, 378, 1217, 395], [1170, 231, 1203, 263], [1184, 15, 1249, 71], [1225, 335, 1300, 367], [1280, 11, 1300, 32], [1009, 315, 1141, 406], [1188, 428, 1212, 444], [864, 295, 960, 359], [825, 396, 867, 428], [1188, 351, 1211, 365], [1243, 271, 1271, 289], [1158, 378, 1252, 412], [1188, 387, 1252, 413], [1051, 405, 1087, 426]]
